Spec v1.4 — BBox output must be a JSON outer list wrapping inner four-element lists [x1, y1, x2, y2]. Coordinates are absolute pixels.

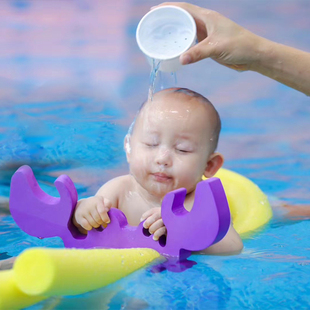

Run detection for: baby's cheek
[[175, 158, 201, 185], [130, 151, 150, 177], [136, 149, 151, 165]]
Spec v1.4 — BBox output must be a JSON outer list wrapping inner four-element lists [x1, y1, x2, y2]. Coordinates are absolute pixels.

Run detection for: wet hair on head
[[126, 88, 221, 153]]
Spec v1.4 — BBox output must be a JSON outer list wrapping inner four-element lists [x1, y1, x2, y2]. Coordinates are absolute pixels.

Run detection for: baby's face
[[127, 92, 216, 199]]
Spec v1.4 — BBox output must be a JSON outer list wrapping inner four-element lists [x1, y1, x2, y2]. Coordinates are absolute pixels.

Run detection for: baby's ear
[[124, 134, 131, 163], [203, 152, 224, 178]]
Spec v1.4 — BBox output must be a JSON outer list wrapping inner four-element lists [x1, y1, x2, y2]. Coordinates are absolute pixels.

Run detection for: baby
[[72, 88, 243, 255]]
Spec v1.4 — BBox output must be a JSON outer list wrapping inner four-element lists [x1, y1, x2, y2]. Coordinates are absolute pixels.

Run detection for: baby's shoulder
[[96, 174, 134, 204], [101, 174, 134, 191]]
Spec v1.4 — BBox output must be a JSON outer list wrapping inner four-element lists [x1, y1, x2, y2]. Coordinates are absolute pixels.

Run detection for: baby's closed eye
[[144, 142, 159, 147], [175, 144, 194, 153], [176, 148, 190, 153]]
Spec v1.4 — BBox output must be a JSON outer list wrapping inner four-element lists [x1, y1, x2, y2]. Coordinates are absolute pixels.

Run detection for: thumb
[[180, 39, 215, 65]]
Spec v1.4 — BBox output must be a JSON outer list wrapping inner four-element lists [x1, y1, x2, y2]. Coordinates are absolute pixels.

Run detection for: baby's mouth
[[152, 172, 172, 183]]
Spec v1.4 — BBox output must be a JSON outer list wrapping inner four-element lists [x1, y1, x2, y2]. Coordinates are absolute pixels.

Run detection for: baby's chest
[[118, 194, 154, 226]]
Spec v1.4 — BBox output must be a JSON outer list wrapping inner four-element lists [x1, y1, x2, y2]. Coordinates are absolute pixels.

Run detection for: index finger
[[95, 197, 111, 224], [97, 204, 111, 224], [140, 208, 159, 222]]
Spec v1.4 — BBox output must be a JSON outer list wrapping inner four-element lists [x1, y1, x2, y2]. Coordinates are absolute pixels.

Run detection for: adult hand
[[153, 2, 262, 71], [154, 2, 310, 95]]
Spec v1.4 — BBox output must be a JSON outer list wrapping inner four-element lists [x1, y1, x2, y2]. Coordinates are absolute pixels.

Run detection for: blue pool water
[[1, 0, 310, 309]]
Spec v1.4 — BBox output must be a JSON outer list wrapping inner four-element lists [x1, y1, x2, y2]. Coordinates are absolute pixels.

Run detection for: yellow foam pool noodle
[[213, 168, 272, 235], [14, 247, 160, 297], [0, 270, 46, 310]]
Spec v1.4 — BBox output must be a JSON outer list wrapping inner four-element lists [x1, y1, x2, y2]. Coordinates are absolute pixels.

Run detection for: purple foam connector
[[9, 165, 230, 260]]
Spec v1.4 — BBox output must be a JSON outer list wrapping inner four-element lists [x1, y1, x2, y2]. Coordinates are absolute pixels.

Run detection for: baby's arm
[[72, 177, 124, 234], [0, 257, 16, 270], [141, 208, 243, 255], [199, 223, 243, 255]]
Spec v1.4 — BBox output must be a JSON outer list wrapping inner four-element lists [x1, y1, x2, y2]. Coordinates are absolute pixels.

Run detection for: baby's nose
[[155, 147, 172, 167]]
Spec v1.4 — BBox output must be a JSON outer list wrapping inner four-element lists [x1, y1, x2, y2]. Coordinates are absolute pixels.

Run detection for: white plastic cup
[[136, 6, 197, 72]]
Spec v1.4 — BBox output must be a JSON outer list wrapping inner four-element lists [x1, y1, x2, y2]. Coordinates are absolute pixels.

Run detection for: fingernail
[[153, 235, 158, 241], [106, 219, 110, 224], [180, 54, 191, 65]]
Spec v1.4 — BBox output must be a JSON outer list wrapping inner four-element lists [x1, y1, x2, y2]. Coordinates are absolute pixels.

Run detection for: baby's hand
[[140, 207, 167, 241], [72, 196, 112, 234]]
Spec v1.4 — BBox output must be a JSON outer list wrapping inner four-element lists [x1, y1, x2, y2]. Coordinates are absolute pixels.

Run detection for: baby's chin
[[146, 182, 174, 198]]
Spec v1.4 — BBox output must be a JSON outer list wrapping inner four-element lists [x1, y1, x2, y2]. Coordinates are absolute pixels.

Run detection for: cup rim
[[136, 5, 197, 60]]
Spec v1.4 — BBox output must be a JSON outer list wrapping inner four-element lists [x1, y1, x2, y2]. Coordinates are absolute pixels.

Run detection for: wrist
[[248, 35, 280, 77], [248, 34, 270, 72]]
